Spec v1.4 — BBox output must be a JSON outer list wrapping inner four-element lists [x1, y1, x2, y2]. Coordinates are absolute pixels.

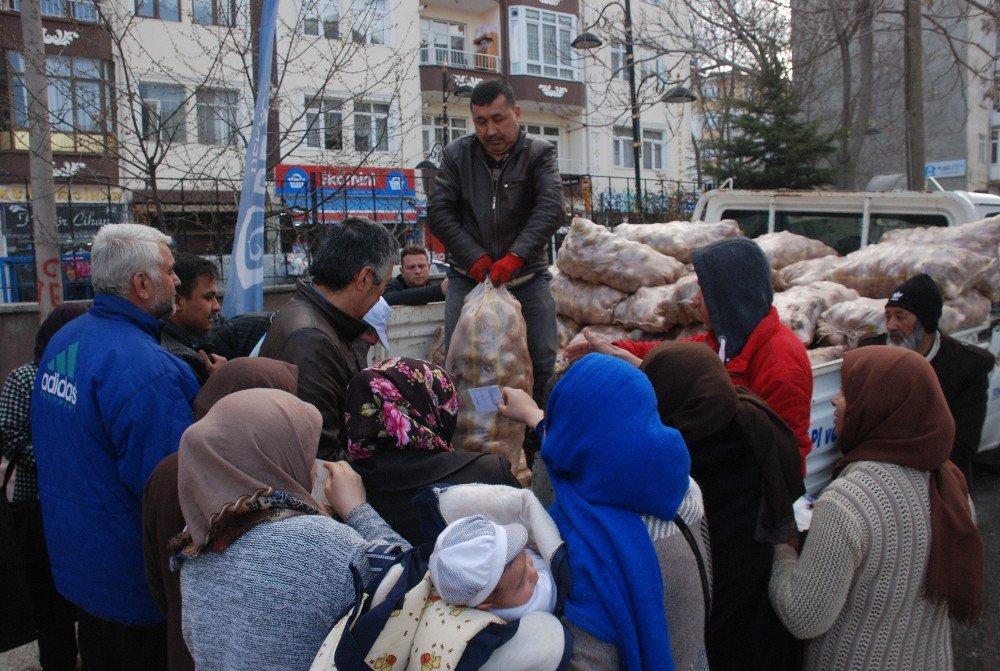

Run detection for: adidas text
[[41, 371, 78, 405]]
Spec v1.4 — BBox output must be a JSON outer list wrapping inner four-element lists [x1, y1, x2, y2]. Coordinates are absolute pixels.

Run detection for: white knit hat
[[428, 515, 529, 607]]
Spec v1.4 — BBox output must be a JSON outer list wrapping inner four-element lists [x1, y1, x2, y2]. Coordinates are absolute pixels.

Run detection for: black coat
[[382, 274, 445, 307], [691, 424, 800, 671], [427, 129, 563, 278], [352, 451, 520, 545]]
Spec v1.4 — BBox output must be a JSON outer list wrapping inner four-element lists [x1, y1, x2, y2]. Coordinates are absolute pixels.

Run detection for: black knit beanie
[[886, 273, 943, 333]]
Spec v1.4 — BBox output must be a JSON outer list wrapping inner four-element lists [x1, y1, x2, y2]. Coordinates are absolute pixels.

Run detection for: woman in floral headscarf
[[347, 357, 520, 544]]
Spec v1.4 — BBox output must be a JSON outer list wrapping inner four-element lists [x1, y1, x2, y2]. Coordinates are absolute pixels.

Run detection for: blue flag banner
[[223, 0, 279, 317]]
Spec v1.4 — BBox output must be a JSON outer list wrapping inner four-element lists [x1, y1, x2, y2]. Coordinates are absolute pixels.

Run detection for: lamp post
[[439, 60, 473, 156], [571, 1, 642, 216], [572, 3, 698, 221]]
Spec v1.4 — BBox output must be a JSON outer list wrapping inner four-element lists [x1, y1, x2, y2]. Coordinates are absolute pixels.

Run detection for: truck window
[[775, 212, 863, 255], [720, 209, 769, 237], [868, 213, 947, 245]]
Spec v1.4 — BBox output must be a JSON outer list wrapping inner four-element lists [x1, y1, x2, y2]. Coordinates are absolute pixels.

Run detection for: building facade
[[0, 0, 697, 297]]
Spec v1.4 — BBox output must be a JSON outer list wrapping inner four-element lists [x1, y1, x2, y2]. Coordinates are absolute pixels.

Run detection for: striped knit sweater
[[769, 461, 953, 671]]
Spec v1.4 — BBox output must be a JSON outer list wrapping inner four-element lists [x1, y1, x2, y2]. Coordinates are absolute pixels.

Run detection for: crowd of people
[[0, 76, 991, 671]]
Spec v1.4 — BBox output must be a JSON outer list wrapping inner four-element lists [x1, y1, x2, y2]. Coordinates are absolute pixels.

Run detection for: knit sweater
[[180, 504, 408, 671], [769, 461, 953, 671]]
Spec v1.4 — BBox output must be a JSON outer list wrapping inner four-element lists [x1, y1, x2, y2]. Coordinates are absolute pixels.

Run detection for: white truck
[[382, 187, 999, 493]]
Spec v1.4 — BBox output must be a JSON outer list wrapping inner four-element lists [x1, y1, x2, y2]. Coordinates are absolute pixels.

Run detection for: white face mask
[[488, 549, 557, 621]]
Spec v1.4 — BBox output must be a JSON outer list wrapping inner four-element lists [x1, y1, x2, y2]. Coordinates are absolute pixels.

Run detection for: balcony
[[558, 157, 583, 174], [419, 46, 502, 95], [990, 163, 1000, 182], [419, 47, 501, 75]]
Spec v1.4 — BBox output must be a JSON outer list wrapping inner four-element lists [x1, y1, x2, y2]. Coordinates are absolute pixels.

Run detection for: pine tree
[[705, 48, 837, 189]]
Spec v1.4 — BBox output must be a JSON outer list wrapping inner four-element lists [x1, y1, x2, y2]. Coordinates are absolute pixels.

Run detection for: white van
[[691, 188, 1000, 254]]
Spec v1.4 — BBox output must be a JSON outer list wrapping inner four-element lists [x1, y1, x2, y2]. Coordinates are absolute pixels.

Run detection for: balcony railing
[[419, 46, 500, 74], [557, 157, 583, 174]]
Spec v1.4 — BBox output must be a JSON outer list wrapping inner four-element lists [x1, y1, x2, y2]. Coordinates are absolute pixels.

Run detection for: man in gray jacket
[[428, 79, 562, 400]]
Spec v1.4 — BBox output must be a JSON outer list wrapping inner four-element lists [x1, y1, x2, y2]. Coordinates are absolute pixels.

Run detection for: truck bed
[[376, 304, 1000, 495]]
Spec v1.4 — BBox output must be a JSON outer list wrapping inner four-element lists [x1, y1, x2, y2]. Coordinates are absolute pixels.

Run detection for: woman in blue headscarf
[[499, 353, 707, 671]]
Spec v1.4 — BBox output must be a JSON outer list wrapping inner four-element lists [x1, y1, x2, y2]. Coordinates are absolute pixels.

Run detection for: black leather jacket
[[427, 129, 563, 279]]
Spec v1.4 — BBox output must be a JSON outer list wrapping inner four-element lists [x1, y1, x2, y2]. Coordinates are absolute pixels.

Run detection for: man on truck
[[864, 273, 994, 481], [428, 78, 563, 401]]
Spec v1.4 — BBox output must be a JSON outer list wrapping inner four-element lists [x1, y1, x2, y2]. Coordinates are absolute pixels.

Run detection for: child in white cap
[[428, 514, 557, 621]]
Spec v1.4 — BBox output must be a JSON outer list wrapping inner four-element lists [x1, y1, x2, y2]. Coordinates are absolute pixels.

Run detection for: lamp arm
[[578, 1, 627, 33]]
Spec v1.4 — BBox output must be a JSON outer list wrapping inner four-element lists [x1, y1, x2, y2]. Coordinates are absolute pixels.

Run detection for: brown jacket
[[260, 280, 368, 460]]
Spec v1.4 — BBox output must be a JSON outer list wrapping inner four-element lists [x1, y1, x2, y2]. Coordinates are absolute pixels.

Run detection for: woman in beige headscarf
[[176, 388, 408, 671], [142, 357, 300, 671]]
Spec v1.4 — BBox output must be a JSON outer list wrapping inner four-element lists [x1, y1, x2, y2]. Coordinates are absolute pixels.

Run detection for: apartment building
[[0, 0, 696, 267]]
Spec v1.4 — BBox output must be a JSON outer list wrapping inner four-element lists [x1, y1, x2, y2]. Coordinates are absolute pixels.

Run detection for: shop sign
[[275, 165, 419, 223]]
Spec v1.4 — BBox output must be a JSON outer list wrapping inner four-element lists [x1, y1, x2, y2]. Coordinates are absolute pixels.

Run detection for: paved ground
[[3, 470, 998, 671]]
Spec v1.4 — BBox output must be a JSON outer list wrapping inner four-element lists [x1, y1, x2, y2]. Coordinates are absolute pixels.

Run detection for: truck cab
[[692, 188, 1000, 254]]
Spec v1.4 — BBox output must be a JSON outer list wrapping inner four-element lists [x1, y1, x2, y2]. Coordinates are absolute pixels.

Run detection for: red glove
[[469, 255, 493, 283], [490, 253, 524, 285]]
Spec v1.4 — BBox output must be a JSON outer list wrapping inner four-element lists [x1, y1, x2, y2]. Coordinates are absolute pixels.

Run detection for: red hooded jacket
[[615, 307, 814, 471]]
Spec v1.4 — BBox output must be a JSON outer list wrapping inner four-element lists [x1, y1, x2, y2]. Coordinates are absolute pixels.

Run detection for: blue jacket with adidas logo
[[32, 293, 199, 625]]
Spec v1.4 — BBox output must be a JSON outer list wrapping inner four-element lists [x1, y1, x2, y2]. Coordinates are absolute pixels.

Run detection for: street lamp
[[572, 1, 642, 215], [418, 61, 473, 171], [439, 60, 473, 150]]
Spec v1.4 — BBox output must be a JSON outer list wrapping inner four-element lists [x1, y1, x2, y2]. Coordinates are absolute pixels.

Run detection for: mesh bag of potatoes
[[614, 220, 743, 263], [816, 297, 887, 348], [780, 256, 845, 287], [807, 345, 846, 366], [879, 218, 1000, 258], [772, 282, 860, 345], [445, 281, 533, 485], [427, 325, 446, 367], [557, 217, 685, 292], [943, 291, 992, 332], [974, 258, 999, 302], [755, 231, 839, 270], [557, 315, 581, 349], [824, 243, 993, 299], [613, 274, 702, 332], [551, 269, 628, 325]]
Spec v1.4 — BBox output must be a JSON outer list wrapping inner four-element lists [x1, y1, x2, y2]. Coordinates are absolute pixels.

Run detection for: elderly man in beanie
[[565, 237, 814, 471], [864, 273, 994, 479]]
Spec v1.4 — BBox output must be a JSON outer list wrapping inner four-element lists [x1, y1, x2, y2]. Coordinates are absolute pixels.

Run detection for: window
[[350, 0, 388, 45], [196, 88, 238, 145], [979, 133, 988, 163], [135, 0, 180, 21], [302, 0, 339, 39], [8, 0, 99, 21], [422, 115, 466, 154], [610, 42, 627, 81], [354, 101, 389, 152], [524, 124, 559, 156], [420, 18, 466, 66], [305, 96, 343, 150], [8, 54, 113, 134], [509, 6, 576, 81], [991, 128, 999, 165], [613, 126, 634, 168], [140, 82, 187, 143], [639, 52, 665, 80], [642, 129, 663, 170], [193, 0, 237, 26]]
